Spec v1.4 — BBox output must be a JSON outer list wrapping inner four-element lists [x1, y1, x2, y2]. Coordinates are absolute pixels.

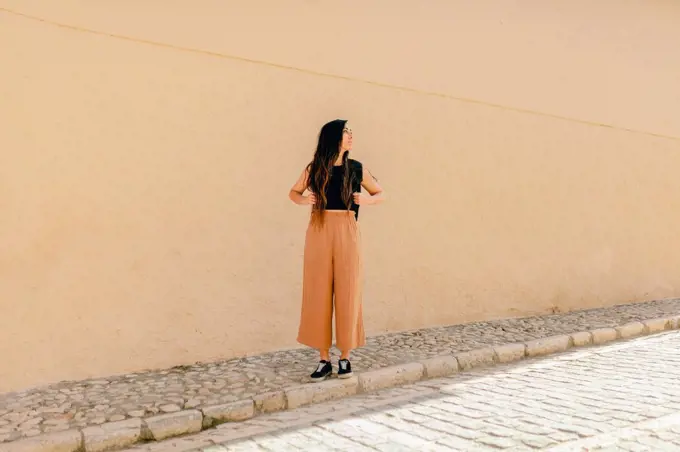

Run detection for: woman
[[289, 119, 384, 381]]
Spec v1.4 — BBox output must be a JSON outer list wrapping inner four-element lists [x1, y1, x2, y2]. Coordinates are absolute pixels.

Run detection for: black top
[[324, 159, 363, 218]]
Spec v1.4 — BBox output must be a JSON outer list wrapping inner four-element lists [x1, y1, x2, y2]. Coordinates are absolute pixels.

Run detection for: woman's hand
[[358, 168, 385, 206], [353, 192, 373, 205], [305, 193, 317, 205], [289, 167, 315, 206]]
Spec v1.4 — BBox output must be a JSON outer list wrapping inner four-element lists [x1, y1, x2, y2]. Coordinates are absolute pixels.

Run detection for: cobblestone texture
[[122, 330, 680, 451], [1, 298, 679, 445]]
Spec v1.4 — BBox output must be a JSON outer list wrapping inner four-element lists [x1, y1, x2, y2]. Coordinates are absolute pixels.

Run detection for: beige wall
[[1, 0, 680, 393]]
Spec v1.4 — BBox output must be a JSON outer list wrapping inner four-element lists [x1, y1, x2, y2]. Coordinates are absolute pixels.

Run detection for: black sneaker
[[310, 360, 332, 381], [338, 359, 353, 379]]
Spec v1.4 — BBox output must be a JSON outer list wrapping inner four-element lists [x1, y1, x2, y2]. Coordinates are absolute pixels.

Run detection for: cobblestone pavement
[[122, 330, 680, 452], [1, 299, 680, 443]]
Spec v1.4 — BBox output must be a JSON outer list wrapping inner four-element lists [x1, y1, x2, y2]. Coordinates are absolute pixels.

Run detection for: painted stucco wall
[[1, 0, 679, 392]]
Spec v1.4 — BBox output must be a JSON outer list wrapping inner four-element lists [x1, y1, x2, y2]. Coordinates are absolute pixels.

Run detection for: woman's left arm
[[354, 168, 385, 206]]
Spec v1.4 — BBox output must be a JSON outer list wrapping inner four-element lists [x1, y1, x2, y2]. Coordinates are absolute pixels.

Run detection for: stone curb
[[5, 315, 680, 452]]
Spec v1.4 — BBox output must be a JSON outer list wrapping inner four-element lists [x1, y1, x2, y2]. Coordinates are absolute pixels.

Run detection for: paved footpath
[[122, 330, 680, 452], [2, 299, 680, 446]]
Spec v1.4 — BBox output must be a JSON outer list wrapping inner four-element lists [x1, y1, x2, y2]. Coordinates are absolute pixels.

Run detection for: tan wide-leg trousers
[[297, 210, 365, 351]]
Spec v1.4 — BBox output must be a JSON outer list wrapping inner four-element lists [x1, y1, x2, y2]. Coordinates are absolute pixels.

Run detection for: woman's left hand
[[353, 192, 372, 205]]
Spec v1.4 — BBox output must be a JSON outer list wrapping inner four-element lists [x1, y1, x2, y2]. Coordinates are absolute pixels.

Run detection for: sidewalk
[[121, 330, 680, 452], [2, 298, 680, 450]]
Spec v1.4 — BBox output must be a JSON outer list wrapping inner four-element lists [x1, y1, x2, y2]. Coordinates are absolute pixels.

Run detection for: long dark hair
[[307, 119, 355, 224]]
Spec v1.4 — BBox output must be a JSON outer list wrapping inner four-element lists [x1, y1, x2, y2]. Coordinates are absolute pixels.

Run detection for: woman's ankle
[[319, 350, 331, 361]]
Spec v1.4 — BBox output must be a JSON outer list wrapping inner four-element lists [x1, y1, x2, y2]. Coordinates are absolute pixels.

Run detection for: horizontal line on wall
[[2, 6, 678, 142]]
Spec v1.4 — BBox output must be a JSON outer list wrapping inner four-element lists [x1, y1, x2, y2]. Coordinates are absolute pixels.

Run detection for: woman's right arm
[[289, 167, 316, 205]]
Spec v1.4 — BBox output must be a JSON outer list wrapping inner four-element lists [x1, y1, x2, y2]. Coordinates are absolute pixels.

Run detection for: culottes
[[297, 210, 365, 351]]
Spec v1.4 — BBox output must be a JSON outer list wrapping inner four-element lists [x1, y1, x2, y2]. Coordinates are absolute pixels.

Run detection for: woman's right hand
[[306, 193, 317, 205]]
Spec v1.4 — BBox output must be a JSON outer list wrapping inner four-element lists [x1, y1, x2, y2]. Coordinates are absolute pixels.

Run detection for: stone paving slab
[[1, 298, 680, 451]]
